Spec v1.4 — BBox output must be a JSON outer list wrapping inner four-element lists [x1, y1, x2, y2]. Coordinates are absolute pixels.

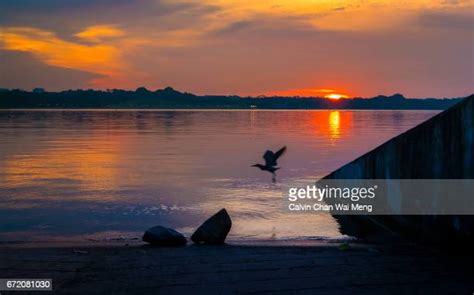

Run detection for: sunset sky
[[0, 0, 473, 97]]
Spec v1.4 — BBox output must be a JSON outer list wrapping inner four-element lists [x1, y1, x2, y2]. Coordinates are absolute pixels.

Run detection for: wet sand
[[0, 242, 472, 294]]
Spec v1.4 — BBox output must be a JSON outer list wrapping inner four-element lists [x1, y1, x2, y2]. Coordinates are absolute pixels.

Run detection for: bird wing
[[263, 150, 276, 166], [263, 146, 286, 166], [273, 146, 287, 163]]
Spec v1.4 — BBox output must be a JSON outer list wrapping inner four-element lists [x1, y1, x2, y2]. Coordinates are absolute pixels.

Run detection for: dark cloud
[[417, 10, 474, 30], [0, 0, 131, 11], [0, 0, 218, 36], [210, 14, 323, 39], [441, 0, 461, 5], [213, 21, 261, 36], [0, 51, 99, 90]]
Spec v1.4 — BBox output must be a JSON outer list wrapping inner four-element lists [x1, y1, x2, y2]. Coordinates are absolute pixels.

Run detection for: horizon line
[[1, 87, 472, 100]]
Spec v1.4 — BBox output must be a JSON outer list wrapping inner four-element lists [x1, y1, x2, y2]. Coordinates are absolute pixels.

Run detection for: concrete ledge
[[323, 95, 474, 245]]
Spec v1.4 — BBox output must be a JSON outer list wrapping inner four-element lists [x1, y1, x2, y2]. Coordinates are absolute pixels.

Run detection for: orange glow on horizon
[[268, 88, 351, 98], [325, 93, 349, 100]]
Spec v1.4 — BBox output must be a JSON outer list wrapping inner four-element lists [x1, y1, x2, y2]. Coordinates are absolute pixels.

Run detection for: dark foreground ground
[[0, 242, 472, 294]]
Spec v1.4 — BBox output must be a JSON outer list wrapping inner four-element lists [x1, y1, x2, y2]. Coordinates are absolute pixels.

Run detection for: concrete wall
[[324, 96, 474, 245]]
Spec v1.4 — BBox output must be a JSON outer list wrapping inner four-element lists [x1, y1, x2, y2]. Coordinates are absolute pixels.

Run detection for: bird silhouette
[[252, 146, 287, 183]]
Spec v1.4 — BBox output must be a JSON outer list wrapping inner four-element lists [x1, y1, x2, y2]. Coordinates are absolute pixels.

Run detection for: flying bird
[[252, 146, 287, 183]]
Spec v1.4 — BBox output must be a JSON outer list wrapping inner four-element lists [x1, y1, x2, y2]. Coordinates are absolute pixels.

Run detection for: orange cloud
[[75, 25, 125, 42], [196, 0, 472, 31], [0, 26, 136, 88]]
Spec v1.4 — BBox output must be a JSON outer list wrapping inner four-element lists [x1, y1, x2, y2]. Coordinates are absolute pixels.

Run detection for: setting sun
[[325, 94, 349, 100], [268, 88, 351, 98]]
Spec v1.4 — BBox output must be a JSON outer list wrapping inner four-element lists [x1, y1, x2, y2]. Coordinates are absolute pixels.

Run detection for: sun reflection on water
[[329, 111, 341, 142]]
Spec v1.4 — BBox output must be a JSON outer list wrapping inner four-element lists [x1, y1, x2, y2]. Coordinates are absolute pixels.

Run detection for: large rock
[[191, 209, 232, 244], [142, 226, 187, 246]]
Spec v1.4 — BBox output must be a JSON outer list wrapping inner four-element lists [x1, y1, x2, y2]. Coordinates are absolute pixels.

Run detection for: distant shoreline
[[0, 87, 468, 110]]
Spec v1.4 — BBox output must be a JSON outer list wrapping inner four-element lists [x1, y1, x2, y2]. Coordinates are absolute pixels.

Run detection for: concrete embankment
[[324, 95, 474, 245]]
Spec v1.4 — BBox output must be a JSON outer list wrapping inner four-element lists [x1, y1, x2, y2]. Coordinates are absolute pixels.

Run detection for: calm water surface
[[0, 110, 438, 243]]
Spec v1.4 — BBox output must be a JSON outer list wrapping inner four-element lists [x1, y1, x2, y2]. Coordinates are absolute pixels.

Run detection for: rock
[[191, 209, 232, 244], [142, 226, 187, 246]]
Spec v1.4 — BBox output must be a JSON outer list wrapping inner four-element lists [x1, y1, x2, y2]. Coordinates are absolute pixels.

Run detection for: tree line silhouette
[[0, 87, 463, 109]]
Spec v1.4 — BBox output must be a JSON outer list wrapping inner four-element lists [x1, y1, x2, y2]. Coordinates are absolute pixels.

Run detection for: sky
[[0, 0, 473, 98]]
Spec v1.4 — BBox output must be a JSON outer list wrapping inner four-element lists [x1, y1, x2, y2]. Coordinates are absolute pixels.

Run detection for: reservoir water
[[0, 110, 438, 243]]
